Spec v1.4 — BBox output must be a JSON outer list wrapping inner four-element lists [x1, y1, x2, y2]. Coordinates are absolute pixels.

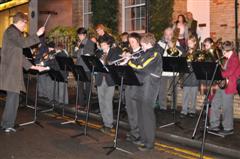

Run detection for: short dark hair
[[13, 12, 28, 23], [222, 41, 234, 51], [128, 32, 141, 44], [99, 37, 111, 45], [121, 32, 128, 36], [203, 37, 214, 44], [77, 27, 87, 35]]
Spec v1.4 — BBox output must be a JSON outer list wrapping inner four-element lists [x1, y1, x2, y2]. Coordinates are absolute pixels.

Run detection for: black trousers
[[137, 75, 161, 148], [1, 91, 19, 129]]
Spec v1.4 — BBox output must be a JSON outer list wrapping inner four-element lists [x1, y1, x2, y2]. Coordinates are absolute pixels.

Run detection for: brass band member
[[127, 33, 162, 151], [157, 27, 184, 110], [180, 35, 199, 118], [119, 32, 129, 52], [121, 32, 142, 144], [74, 27, 95, 109], [0, 12, 47, 132], [209, 41, 239, 135], [96, 38, 121, 134]]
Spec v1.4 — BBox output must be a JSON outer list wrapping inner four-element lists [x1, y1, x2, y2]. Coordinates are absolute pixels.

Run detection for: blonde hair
[[140, 33, 156, 46]]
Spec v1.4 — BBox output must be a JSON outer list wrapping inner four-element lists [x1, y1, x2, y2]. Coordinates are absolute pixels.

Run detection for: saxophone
[[167, 28, 181, 56]]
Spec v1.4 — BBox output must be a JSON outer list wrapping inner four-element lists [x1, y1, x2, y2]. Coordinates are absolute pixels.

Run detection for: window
[[83, 0, 92, 28], [124, 0, 146, 32]]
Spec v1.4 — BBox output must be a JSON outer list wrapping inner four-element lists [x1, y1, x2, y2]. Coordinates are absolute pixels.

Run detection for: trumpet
[[109, 50, 142, 65]]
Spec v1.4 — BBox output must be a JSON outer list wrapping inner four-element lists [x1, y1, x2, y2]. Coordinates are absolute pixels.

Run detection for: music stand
[[61, 65, 89, 125], [191, 62, 224, 159], [159, 57, 189, 129], [103, 65, 141, 155], [71, 55, 108, 140], [55, 56, 74, 117], [41, 69, 65, 113], [20, 69, 48, 128]]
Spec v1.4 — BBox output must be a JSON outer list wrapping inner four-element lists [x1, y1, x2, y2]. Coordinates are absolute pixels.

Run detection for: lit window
[[125, 0, 146, 32], [83, 0, 92, 28]]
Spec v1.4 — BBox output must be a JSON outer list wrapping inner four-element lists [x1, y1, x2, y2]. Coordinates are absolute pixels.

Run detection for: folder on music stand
[[81, 55, 109, 73], [191, 62, 223, 81], [162, 57, 189, 73]]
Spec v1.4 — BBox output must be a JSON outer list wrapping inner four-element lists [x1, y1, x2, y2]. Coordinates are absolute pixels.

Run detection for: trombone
[[109, 50, 142, 65]]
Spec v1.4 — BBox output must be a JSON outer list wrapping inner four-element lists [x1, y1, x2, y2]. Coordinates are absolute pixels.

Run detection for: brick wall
[[172, 0, 187, 22], [38, 0, 73, 32], [210, 0, 236, 41], [72, 0, 83, 28]]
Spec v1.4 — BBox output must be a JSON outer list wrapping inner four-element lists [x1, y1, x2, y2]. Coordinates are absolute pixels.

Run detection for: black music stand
[[61, 65, 89, 125], [103, 65, 141, 155], [41, 69, 65, 113], [159, 57, 189, 129], [71, 55, 108, 140], [20, 69, 48, 128], [190, 62, 224, 159], [55, 56, 74, 117]]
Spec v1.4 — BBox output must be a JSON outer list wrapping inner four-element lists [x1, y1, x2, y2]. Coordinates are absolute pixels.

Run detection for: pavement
[[0, 77, 239, 159]]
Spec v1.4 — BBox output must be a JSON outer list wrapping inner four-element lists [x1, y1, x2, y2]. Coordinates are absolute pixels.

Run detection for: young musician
[[127, 33, 162, 151], [122, 32, 142, 144], [209, 41, 239, 135], [96, 38, 121, 134], [180, 35, 199, 118], [0, 12, 47, 132], [157, 27, 184, 110], [95, 24, 115, 48], [74, 27, 95, 109]]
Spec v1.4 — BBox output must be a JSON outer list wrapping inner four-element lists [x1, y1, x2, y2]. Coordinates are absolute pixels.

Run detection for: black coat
[[95, 47, 122, 86], [0, 25, 40, 93], [189, 20, 198, 37]]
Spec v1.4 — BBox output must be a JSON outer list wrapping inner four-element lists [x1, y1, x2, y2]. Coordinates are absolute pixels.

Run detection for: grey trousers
[[97, 79, 115, 128], [137, 76, 161, 148], [125, 85, 140, 139], [38, 74, 68, 104], [157, 76, 175, 109], [210, 89, 234, 130], [1, 91, 19, 129], [181, 86, 198, 115]]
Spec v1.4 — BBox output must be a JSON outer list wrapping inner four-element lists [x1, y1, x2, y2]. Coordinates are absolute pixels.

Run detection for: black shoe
[[138, 145, 154, 151], [219, 129, 234, 136], [99, 126, 114, 134], [189, 113, 196, 118], [180, 113, 187, 119]]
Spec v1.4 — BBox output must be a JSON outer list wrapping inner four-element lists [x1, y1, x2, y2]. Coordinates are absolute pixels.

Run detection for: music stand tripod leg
[[71, 68, 97, 141], [61, 75, 80, 125], [159, 73, 183, 129], [19, 74, 44, 128], [103, 76, 132, 155]]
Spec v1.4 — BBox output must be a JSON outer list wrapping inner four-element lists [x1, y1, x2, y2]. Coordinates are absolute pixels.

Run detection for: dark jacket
[[95, 47, 122, 86], [74, 38, 95, 72], [189, 19, 198, 37], [0, 24, 40, 93], [128, 46, 163, 83]]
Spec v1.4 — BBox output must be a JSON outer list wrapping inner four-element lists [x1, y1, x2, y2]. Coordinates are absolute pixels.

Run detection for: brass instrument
[[167, 28, 181, 56], [186, 48, 196, 62], [108, 50, 142, 65]]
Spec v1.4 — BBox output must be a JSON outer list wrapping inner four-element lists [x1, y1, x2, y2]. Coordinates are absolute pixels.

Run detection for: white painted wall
[[187, 0, 210, 43]]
